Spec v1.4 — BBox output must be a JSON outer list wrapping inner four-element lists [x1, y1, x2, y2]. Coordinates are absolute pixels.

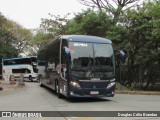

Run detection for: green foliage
[[40, 13, 70, 35], [0, 13, 16, 43], [34, 11, 112, 48], [0, 12, 33, 58], [31, 32, 53, 48], [114, 0, 160, 90], [65, 19, 80, 34], [0, 41, 18, 59], [13, 28, 33, 53], [78, 0, 140, 25], [66, 9, 112, 37], [107, 25, 128, 49], [126, 0, 160, 65], [31, 14, 70, 49]]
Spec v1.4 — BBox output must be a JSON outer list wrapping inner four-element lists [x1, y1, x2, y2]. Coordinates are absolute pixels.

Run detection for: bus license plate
[[90, 91, 99, 95]]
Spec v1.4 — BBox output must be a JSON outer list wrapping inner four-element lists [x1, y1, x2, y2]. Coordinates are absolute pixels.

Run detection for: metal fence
[[116, 65, 160, 91]]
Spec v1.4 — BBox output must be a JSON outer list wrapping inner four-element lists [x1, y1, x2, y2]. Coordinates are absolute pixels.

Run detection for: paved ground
[[0, 81, 160, 120]]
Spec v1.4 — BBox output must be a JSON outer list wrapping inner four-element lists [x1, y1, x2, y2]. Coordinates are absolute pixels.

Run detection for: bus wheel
[[39, 77, 44, 87], [56, 81, 63, 98], [29, 76, 33, 82]]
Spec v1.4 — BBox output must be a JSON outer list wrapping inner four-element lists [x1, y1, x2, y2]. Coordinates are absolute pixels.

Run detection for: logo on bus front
[[74, 43, 88, 47], [91, 78, 100, 80]]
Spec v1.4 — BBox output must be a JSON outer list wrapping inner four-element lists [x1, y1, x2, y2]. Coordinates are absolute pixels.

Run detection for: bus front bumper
[[68, 86, 115, 98]]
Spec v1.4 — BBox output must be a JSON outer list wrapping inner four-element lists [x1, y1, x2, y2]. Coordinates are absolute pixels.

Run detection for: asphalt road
[[0, 82, 160, 120]]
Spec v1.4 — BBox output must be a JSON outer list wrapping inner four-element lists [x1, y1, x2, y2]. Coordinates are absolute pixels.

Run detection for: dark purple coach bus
[[37, 35, 116, 98]]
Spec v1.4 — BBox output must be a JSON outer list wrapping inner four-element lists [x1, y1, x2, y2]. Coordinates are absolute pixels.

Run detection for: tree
[[31, 32, 53, 49], [0, 13, 18, 59], [0, 41, 18, 59], [31, 14, 70, 49], [78, 0, 141, 24], [0, 12, 33, 58], [66, 9, 112, 37], [39, 13, 70, 35], [12, 27, 33, 53], [0, 13, 16, 44], [111, 0, 160, 90]]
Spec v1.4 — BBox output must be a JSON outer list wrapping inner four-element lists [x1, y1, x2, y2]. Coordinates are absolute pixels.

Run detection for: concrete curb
[[116, 90, 160, 95]]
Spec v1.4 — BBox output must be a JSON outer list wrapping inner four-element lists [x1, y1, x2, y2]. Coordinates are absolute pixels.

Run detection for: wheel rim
[[39, 77, 42, 85], [29, 76, 33, 81], [56, 84, 59, 93]]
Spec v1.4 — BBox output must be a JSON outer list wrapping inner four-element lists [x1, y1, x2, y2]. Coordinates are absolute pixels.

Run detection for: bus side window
[[61, 39, 68, 64], [61, 40, 68, 78], [45, 61, 48, 73], [48, 61, 55, 72]]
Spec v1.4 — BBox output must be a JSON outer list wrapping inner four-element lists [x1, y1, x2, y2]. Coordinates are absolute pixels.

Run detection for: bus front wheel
[[39, 77, 44, 87], [29, 76, 33, 82], [55, 81, 63, 98]]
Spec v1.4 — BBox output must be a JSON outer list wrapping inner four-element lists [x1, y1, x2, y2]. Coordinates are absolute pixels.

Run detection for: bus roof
[[61, 35, 112, 44], [40, 35, 112, 51], [3, 57, 29, 61]]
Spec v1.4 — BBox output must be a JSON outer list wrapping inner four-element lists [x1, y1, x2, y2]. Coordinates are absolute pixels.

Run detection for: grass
[[115, 82, 160, 95]]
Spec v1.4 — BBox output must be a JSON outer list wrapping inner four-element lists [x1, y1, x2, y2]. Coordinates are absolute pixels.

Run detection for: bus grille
[[80, 81, 109, 89]]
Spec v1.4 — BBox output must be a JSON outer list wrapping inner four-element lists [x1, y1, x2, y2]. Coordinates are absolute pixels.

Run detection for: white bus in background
[[2, 57, 38, 82], [27, 56, 37, 73], [27, 56, 37, 65]]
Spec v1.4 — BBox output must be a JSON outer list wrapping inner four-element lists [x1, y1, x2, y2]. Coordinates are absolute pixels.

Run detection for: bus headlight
[[70, 81, 81, 88], [107, 82, 115, 89]]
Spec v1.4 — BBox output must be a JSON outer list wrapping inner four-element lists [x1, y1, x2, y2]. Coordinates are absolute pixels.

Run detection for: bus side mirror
[[115, 50, 126, 64], [119, 50, 126, 63], [64, 47, 71, 62]]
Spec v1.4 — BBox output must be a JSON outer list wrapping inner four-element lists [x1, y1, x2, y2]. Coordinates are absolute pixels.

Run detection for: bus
[[37, 35, 116, 98], [2, 57, 38, 82]]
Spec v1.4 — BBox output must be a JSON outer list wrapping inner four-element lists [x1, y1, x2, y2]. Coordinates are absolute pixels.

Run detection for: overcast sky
[[0, 0, 86, 29]]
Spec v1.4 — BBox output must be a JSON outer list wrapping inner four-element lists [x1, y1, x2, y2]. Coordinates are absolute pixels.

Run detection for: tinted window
[[30, 57, 37, 62], [94, 43, 113, 67], [69, 42, 115, 78], [4, 58, 31, 65], [38, 61, 45, 66], [12, 68, 31, 73], [69, 42, 94, 68]]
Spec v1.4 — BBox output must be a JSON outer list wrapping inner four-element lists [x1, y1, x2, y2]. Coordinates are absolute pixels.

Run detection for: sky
[[0, 0, 86, 29]]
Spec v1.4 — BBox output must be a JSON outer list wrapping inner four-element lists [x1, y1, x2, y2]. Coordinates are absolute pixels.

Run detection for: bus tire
[[29, 75, 33, 82], [56, 81, 63, 98], [39, 77, 44, 87]]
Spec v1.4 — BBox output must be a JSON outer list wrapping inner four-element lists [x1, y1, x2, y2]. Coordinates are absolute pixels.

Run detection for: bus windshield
[[69, 42, 115, 79]]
